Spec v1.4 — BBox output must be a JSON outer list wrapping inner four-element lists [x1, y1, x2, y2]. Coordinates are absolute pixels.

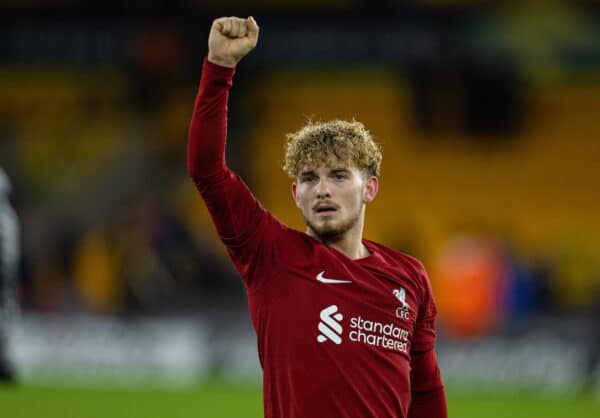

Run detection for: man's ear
[[363, 176, 379, 203], [292, 181, 300, 207]]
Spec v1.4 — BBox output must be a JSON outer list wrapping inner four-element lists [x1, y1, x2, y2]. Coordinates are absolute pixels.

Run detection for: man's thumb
[[246, 16, 259, 40]]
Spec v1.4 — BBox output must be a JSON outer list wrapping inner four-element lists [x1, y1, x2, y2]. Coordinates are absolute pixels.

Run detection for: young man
[[0, 166, 19, 382], [188, 16, 447, 418]]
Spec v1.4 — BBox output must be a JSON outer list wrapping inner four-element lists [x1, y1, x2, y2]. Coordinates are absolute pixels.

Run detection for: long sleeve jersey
[[188, 58, 447, 418]]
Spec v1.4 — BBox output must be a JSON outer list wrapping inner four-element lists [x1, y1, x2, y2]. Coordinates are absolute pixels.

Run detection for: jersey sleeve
[[187, 58, 286, 290], [408, 350, 447, 418], [411, 263, 438, 353]]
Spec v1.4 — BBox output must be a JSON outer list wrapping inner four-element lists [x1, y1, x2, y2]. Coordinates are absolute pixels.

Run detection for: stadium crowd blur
[[0, 0, 599, 341]]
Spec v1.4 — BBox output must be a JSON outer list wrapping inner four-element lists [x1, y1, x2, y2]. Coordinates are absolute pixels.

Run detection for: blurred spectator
[[128, 23, 187, 114], [0, 166, 20, 382], [434, 235, 506, 337]]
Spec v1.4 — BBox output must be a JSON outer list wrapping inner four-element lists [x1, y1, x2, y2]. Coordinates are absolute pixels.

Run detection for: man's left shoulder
[[366, 240, 427, 274]]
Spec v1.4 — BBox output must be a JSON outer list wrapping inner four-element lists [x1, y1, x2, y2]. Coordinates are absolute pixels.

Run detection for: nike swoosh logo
[[316, 271, 352, 284]]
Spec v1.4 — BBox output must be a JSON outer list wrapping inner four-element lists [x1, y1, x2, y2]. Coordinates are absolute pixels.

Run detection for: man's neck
[[308, 226, 370, 260], [328, 239, 370, 260]]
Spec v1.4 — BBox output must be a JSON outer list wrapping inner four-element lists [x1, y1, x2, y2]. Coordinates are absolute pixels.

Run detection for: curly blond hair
[[283, 119, 382, 178]]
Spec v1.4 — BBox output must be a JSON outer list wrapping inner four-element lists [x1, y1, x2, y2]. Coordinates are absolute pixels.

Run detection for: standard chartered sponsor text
[[349, 316, 409, 353]]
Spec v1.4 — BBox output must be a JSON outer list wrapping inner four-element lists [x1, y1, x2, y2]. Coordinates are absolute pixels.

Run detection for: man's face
[[292, 164, 378, 242]]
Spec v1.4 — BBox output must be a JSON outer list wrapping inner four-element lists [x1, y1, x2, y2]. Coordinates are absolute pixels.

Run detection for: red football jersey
[[188, 59, 443, 418]]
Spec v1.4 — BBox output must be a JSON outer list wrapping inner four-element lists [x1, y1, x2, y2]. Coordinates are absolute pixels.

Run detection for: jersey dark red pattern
[[188, 58, 447, 418]]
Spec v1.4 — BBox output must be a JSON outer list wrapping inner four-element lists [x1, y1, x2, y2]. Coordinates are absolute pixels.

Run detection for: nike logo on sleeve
[[316, 271, 353, 284]]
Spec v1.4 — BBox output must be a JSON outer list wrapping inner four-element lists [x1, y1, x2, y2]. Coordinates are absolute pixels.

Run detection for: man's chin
[[307, 220, 346, 242]]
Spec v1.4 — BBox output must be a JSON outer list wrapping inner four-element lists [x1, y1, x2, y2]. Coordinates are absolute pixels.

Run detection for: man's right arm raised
[[187, 16, 259, 184], [187, 17, 269, 277]]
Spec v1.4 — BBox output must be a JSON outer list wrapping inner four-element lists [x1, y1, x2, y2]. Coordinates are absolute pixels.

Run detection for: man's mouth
[[314, 205, 338, 215]]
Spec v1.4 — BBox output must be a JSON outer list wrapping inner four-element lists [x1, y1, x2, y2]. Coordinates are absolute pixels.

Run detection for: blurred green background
[[2, 383, 600, 418]]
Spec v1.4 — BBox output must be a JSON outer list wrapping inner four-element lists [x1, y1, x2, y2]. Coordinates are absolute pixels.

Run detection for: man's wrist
[[207, 54, 237, 68]]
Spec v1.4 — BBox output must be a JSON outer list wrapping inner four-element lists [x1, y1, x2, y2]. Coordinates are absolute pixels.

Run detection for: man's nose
[[315, 178, 331, 198]]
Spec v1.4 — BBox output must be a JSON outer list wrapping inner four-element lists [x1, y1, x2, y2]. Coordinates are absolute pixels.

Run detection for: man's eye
[[334, 173, 347, 180]]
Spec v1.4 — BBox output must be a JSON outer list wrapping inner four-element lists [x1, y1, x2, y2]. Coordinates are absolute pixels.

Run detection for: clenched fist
[[208, 16, 259, 68]]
